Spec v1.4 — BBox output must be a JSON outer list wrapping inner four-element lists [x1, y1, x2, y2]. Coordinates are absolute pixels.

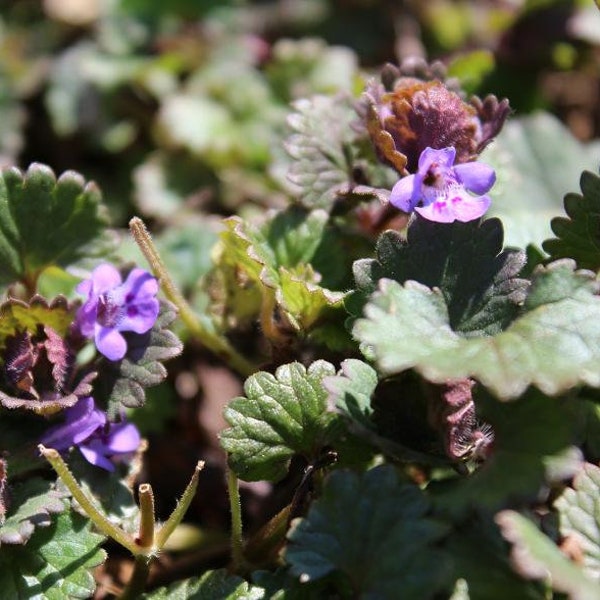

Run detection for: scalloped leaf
[[0, 163, 109, 286], [353, 218, 528, 336], [430, 389, 581, 518], [94, 300, 183, 417], [554, 462, 600, 581], [482, 112, 600, 249], [285, 95, 356, 209], [496, 510, 599, 600], [353, 261, 600, 399], [0, 478, 66, 546], [323, 359, 378, 429], [285, 466, 451, 598], [144, 569, 265, 599], [220, 361, 336, 482], [543, 171, 600, 270], [213, 211, 346, 335], [0, 295, 75, 349], [0, 509, 106, 599]]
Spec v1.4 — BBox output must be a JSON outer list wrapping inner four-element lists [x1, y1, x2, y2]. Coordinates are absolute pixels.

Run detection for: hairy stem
[[137, 483, 155, 550], [155, 461, 205, 549], [129, 217, 256, 377], [38, 445, 140, 555], [226, 466, 245, 572], [117, 555, 151, 600]]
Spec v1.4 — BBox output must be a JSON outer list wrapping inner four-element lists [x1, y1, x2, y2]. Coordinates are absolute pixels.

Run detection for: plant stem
[[154, 461, 205, 549], [38, 445, 140, 556], [226, 466, 245, 572], [137, 483, 155, 550], [129, 216, 256, 377], [117, 555, 151, 600]]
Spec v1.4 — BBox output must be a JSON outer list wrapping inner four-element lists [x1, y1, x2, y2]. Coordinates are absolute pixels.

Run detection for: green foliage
[[353, 218, 528, 336], [496, 510, 599, 600], [0, 510, 106, 599], [144, 569, 265, 600], [483, 113, 600, 249], [285, 466, 452, 598], [430, 389, 580, 517], [220, 361, 336, 482], [0, 478, 65, 545], [543, 170, 600, 270], [284, 95, 357, 209], [554, 462, 600, 581], [353, 261, 600, 399], [0, 164, 110, 287]]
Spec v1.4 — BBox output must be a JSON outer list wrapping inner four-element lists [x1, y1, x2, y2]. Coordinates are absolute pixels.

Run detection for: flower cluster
[[40, 396, 141, 471], [76, 264, 159, 361]]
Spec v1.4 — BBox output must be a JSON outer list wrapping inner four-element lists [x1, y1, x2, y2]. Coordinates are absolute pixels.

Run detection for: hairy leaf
[[285, 95, 356, 209], [0, 478, 66, 546], [285, 466, 451, 598], [354, 218, 528, 336], [496, 510, 599, 600], [144, 569, 264, 599], [94, 300, 183, 416], [220, 361, 336, 482], [543, 170, 600, 270], [353, 261, 600, 399], [0, 164, 109, 285], [323, 359, 377, 428], [0, 509, 106, 599], [554, 462, 600, 581]]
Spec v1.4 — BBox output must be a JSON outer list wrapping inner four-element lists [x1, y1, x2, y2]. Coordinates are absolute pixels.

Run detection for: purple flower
[[390, 147, 495, 223], [76, 264, 159, 361], [40, 396, 141, 471]]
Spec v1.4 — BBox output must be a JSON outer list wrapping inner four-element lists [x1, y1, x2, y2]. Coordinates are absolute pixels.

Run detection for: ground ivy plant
[[1, 54, 599, 600]]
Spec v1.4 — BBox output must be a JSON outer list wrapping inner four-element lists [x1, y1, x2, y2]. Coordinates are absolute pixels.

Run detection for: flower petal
[[87, 264, 122, 295], [453, 162, 496, 194], [119, 299, 160, 334], [80, 443, 115, 471], [415, 201, 456, 223], [121, 269, 159, 300], [418, 146, 456, 172], [104, 422, 141, 453], [95, 326, 127, 361], [451, 194, 491, 223], [389, 174, 419, 212]]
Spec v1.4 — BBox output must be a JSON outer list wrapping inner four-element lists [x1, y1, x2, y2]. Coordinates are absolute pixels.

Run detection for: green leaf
[[323, 359, 377, 428], [353, 218, 528, 336], [543, 170, 600, 270], [430, 389, 580, 518], [94, 300, 183, 417], [353, 261, 600, 399], [496, 510, 599, 600], [554, 462, 600, 581], [220, 361, 336, 482], [0, 478, 66, 545], [213, 211, 345, 335], [285, 95, 356, 209], [0, 509, 106, 599], [443, 515, 545, 600], [285, 466, 451, 599], [144, 569, 265, 600], [482, 112, 600, 249], [0, 164, 109, 286]]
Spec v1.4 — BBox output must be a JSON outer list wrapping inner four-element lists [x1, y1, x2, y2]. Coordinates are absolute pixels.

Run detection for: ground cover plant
[[1, 0, 600, 598]]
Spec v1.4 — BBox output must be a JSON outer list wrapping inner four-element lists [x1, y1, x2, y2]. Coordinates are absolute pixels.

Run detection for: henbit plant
[[0, 48, 599, 600]]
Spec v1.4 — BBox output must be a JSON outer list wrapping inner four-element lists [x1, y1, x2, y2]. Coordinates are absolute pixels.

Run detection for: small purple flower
[[76, 264, 159, 361], [40, 396, 141, 471], [389, 146, 496, 223]]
